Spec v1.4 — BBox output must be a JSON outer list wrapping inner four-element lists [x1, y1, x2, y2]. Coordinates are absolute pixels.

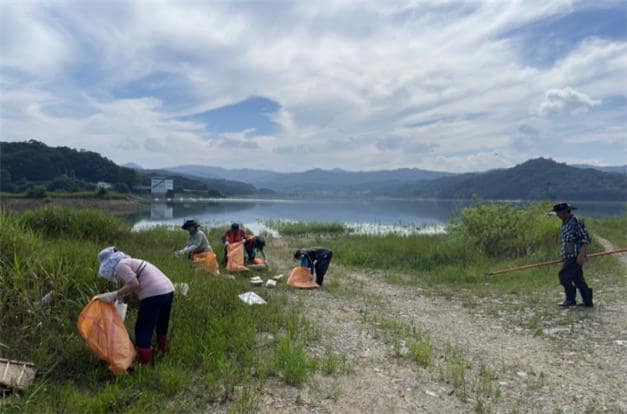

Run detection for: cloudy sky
[[1, 0, 625, 172]]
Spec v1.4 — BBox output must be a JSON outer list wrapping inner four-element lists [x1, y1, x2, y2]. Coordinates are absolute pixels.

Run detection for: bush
[[448, 201, 558, 258], [25, 185, 48, 198]]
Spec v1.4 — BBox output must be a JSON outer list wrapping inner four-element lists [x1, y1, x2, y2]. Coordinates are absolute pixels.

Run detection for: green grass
[[0, 207, 322, 413], [588, 214, 627, 247], [265, 220, 350, 236]]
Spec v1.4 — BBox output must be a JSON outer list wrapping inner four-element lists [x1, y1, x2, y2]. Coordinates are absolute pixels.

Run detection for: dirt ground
[[0, 196, 148, 215], [256, 237, 627, 413]]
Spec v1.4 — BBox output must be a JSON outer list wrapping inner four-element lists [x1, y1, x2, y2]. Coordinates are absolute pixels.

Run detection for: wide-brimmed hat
[[549, 202, 577, 214], [97, 246, 128, 280], [182, 219, 200, 229]]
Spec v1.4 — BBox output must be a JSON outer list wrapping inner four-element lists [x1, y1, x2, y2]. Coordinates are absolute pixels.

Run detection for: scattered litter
[[250, 276, 263, 286], [114, 300, 128, 321], [174, 282, 190, 296], [516, 371, 527, 378], [424, 390, 437, 397], [39, 290, 55, 305], [265, 279, 277, 289], [272, 274, 284, 281], [238, 292, 267, 305], [615, 340, 626, 346], [0, 358, 37, 391]]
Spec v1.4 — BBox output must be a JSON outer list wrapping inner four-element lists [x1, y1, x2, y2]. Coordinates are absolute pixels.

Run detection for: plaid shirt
[[560, 215, 590, 259]]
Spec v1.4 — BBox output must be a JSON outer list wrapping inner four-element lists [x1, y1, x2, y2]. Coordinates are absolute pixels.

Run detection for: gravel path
[[257, 237, 627, 413]]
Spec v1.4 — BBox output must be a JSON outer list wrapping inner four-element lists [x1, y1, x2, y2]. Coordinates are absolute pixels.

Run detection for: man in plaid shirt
[[550, 203, 593, 307]]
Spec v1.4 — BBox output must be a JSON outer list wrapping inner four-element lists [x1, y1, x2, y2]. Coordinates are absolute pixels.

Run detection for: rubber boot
[[136, 347, 153, 365], [157, 335, 167, 353], [579, 288, 593, 307]]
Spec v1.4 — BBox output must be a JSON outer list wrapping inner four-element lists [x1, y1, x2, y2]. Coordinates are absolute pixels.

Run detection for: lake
[[129, 198, 626, 235]]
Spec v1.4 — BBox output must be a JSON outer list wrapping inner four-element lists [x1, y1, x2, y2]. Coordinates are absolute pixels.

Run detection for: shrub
[[448, 201, 558, 258], [25, 185, 48, 198]]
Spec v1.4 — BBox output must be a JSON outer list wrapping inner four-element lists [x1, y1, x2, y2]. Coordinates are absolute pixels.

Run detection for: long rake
[[485, 247, 627, 277]]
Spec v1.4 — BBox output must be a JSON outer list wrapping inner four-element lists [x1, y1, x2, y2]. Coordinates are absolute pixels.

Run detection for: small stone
[[516, 371, 527, 377]]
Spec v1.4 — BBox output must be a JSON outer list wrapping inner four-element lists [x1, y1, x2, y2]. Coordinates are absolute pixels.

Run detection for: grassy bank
[[1, 203, 624, 412], [284, 202, 624, 298], [0, 207, 322, 413]]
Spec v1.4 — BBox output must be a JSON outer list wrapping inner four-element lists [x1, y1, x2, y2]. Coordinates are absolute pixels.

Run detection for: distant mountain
[[140, 168, 259, 197], [123, 162, 144, 170], [388, 158, 626, 201], [165, 165, 453, 194], [573, 164, 626, 174]]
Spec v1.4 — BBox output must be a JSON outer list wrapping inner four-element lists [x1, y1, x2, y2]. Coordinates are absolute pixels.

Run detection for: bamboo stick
[[486, 247, 627, 277]]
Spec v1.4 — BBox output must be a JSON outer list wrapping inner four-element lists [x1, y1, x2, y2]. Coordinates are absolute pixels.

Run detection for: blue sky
[[0, 0, 625, 172]]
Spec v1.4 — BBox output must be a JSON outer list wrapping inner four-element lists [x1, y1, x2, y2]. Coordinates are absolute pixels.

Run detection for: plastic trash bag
[[114, 300, 128, 321], [238, 291, 267, 305], [192, 251, 220, 275], [227, 242, 249, 272], [287, 267, 319, 289], [174, 282, 190, 296], [77, 299, 136, 375]]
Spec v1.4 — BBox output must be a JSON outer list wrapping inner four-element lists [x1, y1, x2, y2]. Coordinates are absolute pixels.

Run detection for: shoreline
[[0, 195, 149, 215]]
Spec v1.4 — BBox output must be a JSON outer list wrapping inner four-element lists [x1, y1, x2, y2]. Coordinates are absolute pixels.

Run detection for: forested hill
[[389, 158, 626, 201], [0, 140, 141, 193], [0, 140, 258, 196]]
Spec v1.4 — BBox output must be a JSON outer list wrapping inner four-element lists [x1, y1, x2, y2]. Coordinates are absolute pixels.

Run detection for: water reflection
[[130, 198, 625, 234]]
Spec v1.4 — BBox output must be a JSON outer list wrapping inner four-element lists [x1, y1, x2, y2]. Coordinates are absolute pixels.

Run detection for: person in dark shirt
[[244, 235, 266, 263], [293, 247, 333, 286], [550, 203, 593, 307]]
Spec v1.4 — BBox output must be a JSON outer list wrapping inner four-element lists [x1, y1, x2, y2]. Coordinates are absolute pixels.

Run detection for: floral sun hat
[[97, 246, 128, 281]]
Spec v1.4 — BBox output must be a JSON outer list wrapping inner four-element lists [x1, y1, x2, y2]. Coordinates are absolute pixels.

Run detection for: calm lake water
[[129, 198, 626, 235]]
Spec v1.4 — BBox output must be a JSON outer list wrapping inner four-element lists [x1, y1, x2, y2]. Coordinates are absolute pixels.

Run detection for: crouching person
[[176, 219, 212, 258], [293, 247, 333, 286], [95, 246, 175, 365]]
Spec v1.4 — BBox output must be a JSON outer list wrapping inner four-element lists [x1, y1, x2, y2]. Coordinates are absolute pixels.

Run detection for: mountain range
[[1, 140, 624, 201], [164, 160, 626, 200]]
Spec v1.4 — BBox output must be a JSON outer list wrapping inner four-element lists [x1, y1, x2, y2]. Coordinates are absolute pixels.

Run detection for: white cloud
[[538, 87, 601, 116], [1, 0, 625, 171]]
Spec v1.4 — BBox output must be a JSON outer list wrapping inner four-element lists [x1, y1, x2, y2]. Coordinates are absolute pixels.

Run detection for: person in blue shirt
[[293, 247, 333, 287], [550, 203, 592, 307]]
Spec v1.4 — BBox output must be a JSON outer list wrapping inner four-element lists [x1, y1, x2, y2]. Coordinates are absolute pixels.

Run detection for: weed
[[319, 347, 351, 375]]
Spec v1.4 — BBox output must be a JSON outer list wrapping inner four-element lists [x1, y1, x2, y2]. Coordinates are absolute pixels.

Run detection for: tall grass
[[0, 207, 321, 413], [587, 214, 627, 247]]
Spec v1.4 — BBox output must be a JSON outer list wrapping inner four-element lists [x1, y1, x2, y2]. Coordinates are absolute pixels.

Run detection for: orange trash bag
[[287, 267, 319, 289], [193, 251, 220, 275], [77, 299, 136, 375], [227, 242, 249, 272]]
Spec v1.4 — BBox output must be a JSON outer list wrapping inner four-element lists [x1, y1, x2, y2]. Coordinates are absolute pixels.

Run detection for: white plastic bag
[[174, 282, 190, 296], [114, 300, 128, 321], [238, 292, 267, 305]]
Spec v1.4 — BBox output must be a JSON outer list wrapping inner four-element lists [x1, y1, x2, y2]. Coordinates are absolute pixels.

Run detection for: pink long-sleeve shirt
[[114, 258, 174, 300]]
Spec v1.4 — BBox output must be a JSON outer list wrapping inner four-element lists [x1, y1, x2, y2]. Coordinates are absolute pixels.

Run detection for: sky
[[1, 0, 625, 173]]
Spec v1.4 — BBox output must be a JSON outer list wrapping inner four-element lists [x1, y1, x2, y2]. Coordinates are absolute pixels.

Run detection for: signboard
[[151, 178, 173, 194]]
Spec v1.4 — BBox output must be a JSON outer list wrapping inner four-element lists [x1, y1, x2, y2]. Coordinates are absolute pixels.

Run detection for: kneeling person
[[176, 219, 212, 258]]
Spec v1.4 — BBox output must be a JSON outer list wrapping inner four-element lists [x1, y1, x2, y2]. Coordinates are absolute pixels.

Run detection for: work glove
[[95, 291, 118, 303]]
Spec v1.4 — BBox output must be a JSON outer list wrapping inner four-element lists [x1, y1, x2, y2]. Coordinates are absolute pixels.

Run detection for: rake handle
[[486, 247, 627, 277]]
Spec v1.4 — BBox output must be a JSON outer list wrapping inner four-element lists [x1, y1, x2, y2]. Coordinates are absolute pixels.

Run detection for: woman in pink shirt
[[95, 246, 175, 365]]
